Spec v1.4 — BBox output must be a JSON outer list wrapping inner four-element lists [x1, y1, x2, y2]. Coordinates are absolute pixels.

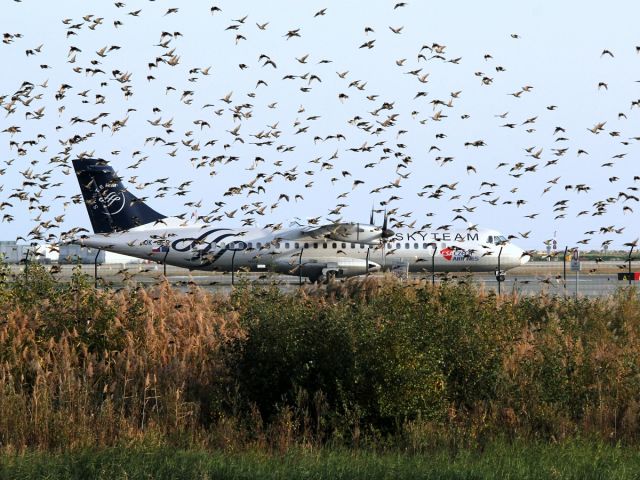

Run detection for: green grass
[[2, 442, 640, 480]]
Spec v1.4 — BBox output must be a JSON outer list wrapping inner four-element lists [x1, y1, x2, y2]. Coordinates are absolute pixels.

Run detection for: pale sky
[[1, 0, 639, 251]]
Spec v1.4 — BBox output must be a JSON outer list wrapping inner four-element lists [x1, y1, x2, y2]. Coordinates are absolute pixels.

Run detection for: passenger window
[[303, 242, 308, 248], [257, 242, 262, 249], [351, 243, 355, 249], [313, 243, 318, 249], [275, 242, 281, 249], [360, 244, 365, 249], [487, 236, 493, 244], [341, 243, 346, 248], [332, 242, 337, 248], [414, 243, 419, 249], [396, 243, 401, 249], [422, 243, 428, 249], [248, 242, 253, 249], [285, 243, 290, 249], [323, 243, 328, 249], [405, 243, 410, 249]]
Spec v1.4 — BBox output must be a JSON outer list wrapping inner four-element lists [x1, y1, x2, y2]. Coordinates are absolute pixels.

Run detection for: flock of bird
[[1, 1, 640, 265]]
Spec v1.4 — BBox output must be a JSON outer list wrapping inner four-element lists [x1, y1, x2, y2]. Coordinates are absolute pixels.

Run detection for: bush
[[1, 264, 640, 452]]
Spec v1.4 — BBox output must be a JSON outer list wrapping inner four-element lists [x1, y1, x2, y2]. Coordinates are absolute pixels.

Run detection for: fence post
[[163, 249, 169, 277], [231, 249, 236, 285], [563, 246, 568, 293], [94, 249, 101, 288], [298, 247, 304, 286], [23, 249, 30, 282], [629, 246, 634, 286], [499, 246, 504, 295], [429, 242, 437, 286], [366, 247, 370, 275]]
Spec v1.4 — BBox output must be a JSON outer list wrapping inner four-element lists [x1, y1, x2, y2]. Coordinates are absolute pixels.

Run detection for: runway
[[7, 261, 638, 297]]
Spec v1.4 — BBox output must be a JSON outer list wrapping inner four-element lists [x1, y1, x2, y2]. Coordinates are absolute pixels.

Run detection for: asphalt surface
[[5, 261, 638, 297]]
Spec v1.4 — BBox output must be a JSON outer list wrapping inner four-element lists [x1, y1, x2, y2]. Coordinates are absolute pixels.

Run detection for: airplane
[[69, 158, 530, 283]]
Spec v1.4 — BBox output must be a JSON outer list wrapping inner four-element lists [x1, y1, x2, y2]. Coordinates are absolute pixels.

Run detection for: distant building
[[0, 241, 36, 264], [58, 244, 106, 264]]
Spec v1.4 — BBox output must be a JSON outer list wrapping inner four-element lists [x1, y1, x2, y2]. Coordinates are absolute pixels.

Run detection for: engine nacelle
[[325, 258, 381, 277], [324, 223, 383, 244]]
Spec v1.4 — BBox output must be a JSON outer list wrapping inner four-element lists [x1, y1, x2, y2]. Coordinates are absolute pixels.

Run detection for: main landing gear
[[308, 270, 338, 284]]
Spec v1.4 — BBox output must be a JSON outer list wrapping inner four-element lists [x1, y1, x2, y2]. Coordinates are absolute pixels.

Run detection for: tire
[[308, 273, 323, 284]]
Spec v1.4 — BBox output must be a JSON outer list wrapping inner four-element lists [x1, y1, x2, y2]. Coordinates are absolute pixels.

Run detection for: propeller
[[365, 207, 395, 273], [381, 209, 388, 268], [376, 209, 395, 269]]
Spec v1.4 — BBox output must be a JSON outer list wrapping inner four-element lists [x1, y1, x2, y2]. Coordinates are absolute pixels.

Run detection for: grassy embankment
[[3, 442, 640, 480], [1, 263, 640, 477]]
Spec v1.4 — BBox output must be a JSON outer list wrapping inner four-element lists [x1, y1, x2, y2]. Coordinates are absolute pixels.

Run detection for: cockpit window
[[488, 235, 508, 245]]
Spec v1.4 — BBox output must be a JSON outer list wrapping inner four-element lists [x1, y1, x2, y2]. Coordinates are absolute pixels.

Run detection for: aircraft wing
[[295, 222, 384, 244]]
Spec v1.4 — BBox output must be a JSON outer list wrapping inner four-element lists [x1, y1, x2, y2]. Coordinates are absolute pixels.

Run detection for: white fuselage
[[76, 221, 530, 279]]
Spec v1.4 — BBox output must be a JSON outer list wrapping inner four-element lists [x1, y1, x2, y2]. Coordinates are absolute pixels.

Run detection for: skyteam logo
[[95, 186, 126, 215]]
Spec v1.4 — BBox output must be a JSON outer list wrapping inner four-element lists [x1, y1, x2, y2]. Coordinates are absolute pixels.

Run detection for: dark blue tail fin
[[72, 158, 166, 234]]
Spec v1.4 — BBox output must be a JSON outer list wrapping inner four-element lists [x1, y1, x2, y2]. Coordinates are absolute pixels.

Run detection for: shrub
[[1, 263, 640, 452]]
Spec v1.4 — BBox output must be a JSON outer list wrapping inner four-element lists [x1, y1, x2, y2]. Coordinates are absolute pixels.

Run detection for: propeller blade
[[380, 209, 394, 239]]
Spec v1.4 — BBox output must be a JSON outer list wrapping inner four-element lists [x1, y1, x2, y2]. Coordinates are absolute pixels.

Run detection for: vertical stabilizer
[[72, 158, 166, 233]]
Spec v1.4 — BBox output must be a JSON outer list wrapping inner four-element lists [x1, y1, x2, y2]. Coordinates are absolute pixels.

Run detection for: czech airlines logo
[[439, 247, 480, 262], [440, 247, 454, 261], [96, 187, 125, 215]]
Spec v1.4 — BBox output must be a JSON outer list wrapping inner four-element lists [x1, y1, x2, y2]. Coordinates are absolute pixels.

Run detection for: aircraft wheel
[[325, 271, 337, 283], [308, 273, 322, 284]]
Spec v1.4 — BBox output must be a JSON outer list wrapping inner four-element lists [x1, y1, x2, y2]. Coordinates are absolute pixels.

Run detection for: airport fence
[[4, 259, 638, 297]]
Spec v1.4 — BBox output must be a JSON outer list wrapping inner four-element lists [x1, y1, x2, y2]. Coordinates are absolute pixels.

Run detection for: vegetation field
[[3, 442, 640, 480], [2, 263, 640, 477]]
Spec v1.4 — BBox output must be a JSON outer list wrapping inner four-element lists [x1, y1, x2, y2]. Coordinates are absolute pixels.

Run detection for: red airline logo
[[440, 247, 454, 261]]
